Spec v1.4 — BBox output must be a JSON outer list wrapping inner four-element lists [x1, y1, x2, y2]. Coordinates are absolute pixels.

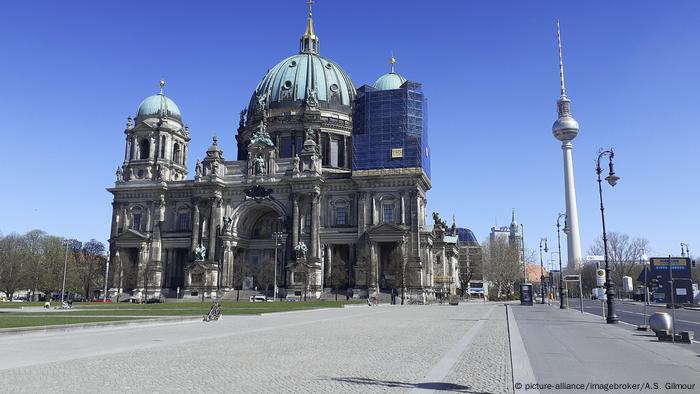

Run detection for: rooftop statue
[[194, 244, 207, 261], [294, 241, 308, 259], [249, 121, 274, 147]]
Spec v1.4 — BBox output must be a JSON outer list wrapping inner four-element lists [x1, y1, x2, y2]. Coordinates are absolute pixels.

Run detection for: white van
[[249, 295, 267, 302]]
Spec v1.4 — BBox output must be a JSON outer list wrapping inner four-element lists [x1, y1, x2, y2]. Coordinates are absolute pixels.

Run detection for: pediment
[[367, 222, 407, 235], [113, 229, 150, 241]]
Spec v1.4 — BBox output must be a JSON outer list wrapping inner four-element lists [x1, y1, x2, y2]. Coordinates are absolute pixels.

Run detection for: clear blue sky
[[1, 1, 698, 263]]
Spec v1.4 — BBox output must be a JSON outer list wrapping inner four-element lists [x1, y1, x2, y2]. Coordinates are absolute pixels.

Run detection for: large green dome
[[246, 5, 355, 119], [247, 52, 356, 116]]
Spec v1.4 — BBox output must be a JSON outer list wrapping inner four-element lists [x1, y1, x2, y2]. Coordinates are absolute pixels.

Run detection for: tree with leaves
[[0, 233, 29, 299]]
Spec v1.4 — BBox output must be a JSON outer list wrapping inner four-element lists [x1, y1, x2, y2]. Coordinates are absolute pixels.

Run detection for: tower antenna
[[557, 18, 566, 97]]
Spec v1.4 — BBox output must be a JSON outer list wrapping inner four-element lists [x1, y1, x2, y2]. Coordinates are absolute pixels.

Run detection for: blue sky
[[1, 1, 698, 264]]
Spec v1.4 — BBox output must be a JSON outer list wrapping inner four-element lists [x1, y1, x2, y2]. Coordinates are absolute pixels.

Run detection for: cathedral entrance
[[229, 201, 287, 297], [378, 242, 403, 291]]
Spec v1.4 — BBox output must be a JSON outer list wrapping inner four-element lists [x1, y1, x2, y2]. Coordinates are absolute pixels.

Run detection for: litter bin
[[520, 283, 533, 306]]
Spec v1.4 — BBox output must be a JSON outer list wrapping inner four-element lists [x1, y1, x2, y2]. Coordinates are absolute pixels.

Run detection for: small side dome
[[136, 81, 182, 122], [373, 55, 407, 90], [374, 72, 407, 90], [456, 228, 479, 246]]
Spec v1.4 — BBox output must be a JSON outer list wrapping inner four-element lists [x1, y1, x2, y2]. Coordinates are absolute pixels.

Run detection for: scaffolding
[[352, 81, 430, 178]]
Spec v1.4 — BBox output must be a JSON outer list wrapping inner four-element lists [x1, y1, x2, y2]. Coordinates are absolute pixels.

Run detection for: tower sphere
[[552, 96, 579, 142]]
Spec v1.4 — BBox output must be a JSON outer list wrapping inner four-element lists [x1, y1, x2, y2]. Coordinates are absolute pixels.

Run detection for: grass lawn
[[0, 300, 363, 328], [0, 316, 151, 329]]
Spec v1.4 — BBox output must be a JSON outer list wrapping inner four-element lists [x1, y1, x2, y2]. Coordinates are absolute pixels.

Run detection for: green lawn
[[0, 316, 151, 329], [0, 300, 363, 328]]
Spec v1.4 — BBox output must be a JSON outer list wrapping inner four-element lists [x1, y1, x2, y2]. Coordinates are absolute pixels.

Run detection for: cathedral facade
[[107, 5, 457, 300]]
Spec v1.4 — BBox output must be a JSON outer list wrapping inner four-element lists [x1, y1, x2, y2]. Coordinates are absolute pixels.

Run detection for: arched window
[[173, 143, 181, 164], [160, 136, 166, 158], [139, 139, 150, 159], [131, 206, 143, 231]]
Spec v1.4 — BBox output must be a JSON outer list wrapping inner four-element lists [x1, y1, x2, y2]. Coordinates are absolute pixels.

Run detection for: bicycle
[[203, 302, 222, 322]]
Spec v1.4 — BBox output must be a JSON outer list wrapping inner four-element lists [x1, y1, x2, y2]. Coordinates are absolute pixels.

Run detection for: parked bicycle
[[203, 302, 222, 322]]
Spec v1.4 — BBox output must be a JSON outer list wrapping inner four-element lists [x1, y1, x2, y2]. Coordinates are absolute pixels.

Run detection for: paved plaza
[[0, 303, 511, 393], [1, 302, 699, 393]]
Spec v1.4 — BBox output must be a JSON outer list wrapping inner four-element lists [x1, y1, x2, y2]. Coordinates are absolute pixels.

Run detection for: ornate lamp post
[[539, 238, 549, 304], [596, 148, 620, 323], [556, 213, 567, 309], [272, 216, 285, 301], [680, 242, 689, 257]]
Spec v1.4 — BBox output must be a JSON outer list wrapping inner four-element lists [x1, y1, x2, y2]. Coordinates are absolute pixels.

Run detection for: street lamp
[[556, 213, 567, 309], [103, 250, 110, 302], [61, 239, 70, 303], [520, 224, 526, 282], [680, 242, 689, 258], [639, 250, 649, 329], [596, 148, 620, 324], [539, 238, 549, 304], [272, 216, 285, 301]]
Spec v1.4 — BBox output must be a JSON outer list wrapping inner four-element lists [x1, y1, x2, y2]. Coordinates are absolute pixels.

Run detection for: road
[[566, 297, 700, 335]]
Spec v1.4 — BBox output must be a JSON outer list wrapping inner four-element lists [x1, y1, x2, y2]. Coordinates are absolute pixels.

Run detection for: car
[[249, 295, 267, 302]]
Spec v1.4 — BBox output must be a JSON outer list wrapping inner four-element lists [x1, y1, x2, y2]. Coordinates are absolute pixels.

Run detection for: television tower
[[552, 20, 582, 270]]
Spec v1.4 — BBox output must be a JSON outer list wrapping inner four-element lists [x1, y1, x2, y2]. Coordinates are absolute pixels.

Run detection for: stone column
[[208, 199, 219, 261], [400, 192, 406, 225], [110, 203, 119, 238], [145, 206, 152, 232], [124, 136, 130, 162], [370, 241, 378, 292], [310, 192, 320, 259], [191, 203, 200, 254], [292, 194, 300, 247], [325, 244, 332, 283]]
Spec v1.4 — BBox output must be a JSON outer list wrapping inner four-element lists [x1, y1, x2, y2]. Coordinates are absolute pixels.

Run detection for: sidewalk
[[509, 303, 700, 393]]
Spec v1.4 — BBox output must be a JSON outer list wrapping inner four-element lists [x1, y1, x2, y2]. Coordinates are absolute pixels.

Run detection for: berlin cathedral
[[107, 3, 467, 301]]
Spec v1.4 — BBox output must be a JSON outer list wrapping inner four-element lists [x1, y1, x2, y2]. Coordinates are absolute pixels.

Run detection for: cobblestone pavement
[[0, 303, 512, 393], [443, 305, 512, 394]]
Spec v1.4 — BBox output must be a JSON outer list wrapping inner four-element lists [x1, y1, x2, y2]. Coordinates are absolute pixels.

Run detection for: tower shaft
[[561, 141, 582, 270]]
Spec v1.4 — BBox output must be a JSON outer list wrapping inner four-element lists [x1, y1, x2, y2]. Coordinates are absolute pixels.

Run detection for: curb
[[506, 305, 540, 394]]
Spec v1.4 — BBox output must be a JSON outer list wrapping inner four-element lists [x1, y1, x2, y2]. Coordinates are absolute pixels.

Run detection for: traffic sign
[[595, 269, 605, 287]]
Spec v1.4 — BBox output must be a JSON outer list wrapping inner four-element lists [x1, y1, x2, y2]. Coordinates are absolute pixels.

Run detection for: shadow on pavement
[[329, 377, 488, 393]]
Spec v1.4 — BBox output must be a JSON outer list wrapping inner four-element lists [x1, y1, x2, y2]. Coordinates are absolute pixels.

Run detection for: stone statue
[[128, 167, 135, 180], [239, 108, 247, 127], [194, 244, 207, 261], [222, 216, 233, 233], [156, 164, 165, 180], [306, 87, 318, 107], [249, 124, 274, 147], [254, 155, 266, 175], [305, 128, 315, 142], [294, 242, 308, 259], [292, 154, 300, 173], [256, 92, 267, 113], [115, 166, 123, 182], [195, 160, 202, 178], [211, 161, 219, 176]]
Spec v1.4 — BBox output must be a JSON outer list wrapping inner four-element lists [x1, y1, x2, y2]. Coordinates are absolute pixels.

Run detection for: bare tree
[[482, 237, 521, 300], [587, 232, 649, 293], [355, 246, 375, 292], [0, 234, 28, 299], [328, 256, 349, 301], [77, 240, 106, 299]]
